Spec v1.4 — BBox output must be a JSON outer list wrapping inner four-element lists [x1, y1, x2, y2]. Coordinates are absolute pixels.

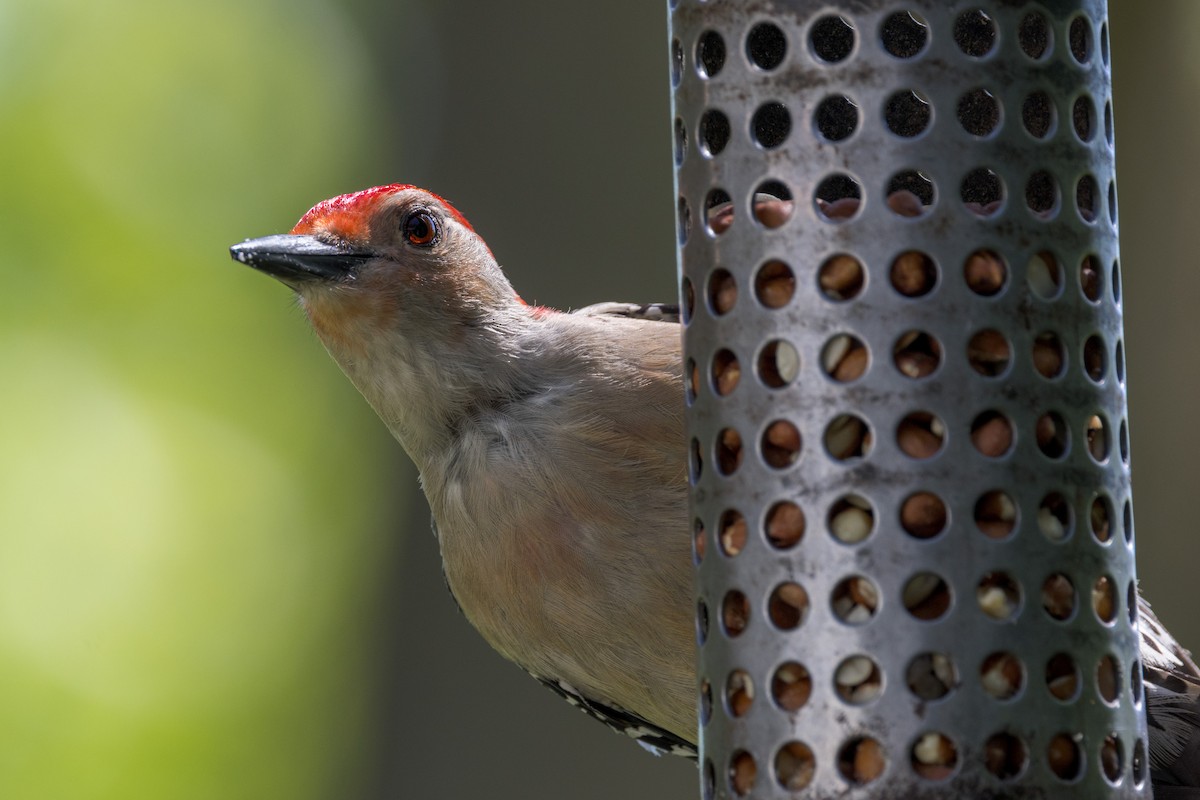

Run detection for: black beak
[[229, 234, 373, 283]]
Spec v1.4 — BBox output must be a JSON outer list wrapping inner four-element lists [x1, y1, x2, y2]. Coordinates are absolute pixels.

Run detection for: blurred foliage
[[0, 0, 401, 797]]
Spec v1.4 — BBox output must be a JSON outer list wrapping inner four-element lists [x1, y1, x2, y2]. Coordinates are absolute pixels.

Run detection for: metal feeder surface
[[672, 1, 1147, 797]]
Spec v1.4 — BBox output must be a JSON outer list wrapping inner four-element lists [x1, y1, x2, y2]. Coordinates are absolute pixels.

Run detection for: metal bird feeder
[[672, 1, 1147, 797]]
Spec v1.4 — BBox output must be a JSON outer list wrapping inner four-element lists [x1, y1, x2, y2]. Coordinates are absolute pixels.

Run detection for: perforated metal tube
[[671, 1, 1147, 797]]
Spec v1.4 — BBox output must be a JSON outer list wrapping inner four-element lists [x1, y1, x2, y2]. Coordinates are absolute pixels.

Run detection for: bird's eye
[[403, 211, 438, 247]]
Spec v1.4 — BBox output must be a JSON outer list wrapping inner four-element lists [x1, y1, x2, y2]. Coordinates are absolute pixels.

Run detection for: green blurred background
[[1, 1, 1195, 798]]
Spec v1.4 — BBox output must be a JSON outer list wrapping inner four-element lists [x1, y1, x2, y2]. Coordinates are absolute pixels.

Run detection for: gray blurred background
[[357, 2, 1200, 798]]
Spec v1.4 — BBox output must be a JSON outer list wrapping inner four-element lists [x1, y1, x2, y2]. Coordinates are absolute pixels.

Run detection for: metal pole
[[672, 1, 1148, 796]]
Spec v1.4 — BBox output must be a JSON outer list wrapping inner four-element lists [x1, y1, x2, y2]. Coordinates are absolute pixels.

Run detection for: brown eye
[[403, 211, 438, 246]]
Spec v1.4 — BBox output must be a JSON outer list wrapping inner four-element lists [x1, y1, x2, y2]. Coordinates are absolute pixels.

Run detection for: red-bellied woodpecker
[[230, 183, 1200, 788]]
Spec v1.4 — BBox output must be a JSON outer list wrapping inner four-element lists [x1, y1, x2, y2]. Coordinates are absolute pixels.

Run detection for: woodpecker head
[[231, 183, 534, 352], [230, 185, 537, 452]]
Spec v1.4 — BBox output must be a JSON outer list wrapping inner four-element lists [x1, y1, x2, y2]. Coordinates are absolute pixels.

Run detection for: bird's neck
[[315, 303, 542, 466]]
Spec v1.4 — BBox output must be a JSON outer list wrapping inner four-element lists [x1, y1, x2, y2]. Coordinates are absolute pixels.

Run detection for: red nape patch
[[513, 292, 557, 318], [289, 184, 476, 240]]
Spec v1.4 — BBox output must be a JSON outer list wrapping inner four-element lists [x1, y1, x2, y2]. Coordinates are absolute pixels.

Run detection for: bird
[[230, 183, 1200, 789]]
